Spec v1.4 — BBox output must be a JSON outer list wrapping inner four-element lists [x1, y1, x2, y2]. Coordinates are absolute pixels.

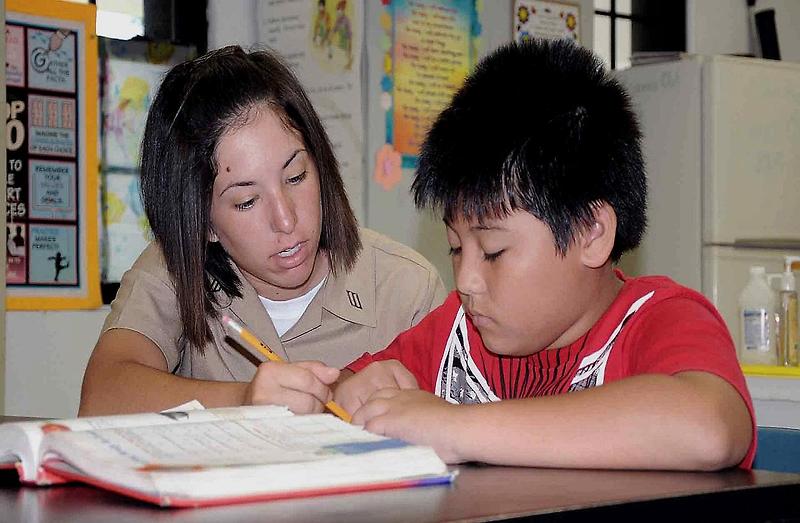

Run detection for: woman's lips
[[272, 241, 307, 269]]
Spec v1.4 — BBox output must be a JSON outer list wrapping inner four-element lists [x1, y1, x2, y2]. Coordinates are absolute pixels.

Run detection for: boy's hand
[[245, 360, 339, 414], [352, 389, 461, 463], [333, 360, 418, 415]]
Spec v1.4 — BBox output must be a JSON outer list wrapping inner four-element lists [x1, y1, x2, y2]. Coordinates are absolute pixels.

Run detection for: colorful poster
[[6, 0, 100, 309], [28, 94, 77, 157], [101, 173, 151, 282], [6, 24, 26, 87], [28, 224, 77, 285], [379, 0, 480, 179], [99, 40, 194, 283], [513, 1, 580, 44], [102, 40, 195, 170], [257, 0, 365, 219]]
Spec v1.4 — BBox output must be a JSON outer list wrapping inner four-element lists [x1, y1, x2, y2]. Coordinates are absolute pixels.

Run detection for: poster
[[513, 0, 580, 44], [257, 0, 365, 219], [99, 40, 194, 282], [101, 173, 151, 283], [5, 0, 100, 309], [376, 0, 480, 190]]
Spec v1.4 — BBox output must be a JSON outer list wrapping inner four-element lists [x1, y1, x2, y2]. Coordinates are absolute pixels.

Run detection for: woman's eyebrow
[[219, 180, 254, 197], [283, 148, 305, 169]]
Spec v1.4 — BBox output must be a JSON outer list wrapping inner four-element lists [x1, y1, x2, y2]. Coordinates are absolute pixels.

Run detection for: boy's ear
[[578, 202, 616, 269]]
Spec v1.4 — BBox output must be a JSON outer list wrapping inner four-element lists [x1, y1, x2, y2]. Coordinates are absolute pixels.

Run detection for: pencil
[[221, 315, 352, 423]]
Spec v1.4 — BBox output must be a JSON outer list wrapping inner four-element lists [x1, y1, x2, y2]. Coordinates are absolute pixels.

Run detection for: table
[[1, 464, 799, 522]]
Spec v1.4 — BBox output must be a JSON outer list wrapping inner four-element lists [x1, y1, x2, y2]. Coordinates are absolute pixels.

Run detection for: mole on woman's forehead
[[226, 166, 231, 172]]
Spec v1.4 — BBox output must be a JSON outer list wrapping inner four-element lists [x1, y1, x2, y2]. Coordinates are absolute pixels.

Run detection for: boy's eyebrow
[[471, 224, 507, 231]]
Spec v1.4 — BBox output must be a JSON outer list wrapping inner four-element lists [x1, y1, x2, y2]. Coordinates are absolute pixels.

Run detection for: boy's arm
[[353, 370, 752, 470]]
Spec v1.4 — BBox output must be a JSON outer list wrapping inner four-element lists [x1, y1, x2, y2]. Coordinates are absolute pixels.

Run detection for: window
[[594, 0, 686, 70]]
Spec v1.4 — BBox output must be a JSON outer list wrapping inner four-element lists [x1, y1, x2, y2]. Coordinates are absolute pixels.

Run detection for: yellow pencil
[[221, 315, 352, 423]]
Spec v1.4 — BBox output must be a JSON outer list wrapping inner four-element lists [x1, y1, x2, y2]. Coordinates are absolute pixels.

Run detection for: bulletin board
[[5, 0, 101, 310]]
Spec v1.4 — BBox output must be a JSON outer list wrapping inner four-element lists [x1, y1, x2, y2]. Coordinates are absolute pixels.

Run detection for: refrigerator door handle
[[731, 239, 800, 250]]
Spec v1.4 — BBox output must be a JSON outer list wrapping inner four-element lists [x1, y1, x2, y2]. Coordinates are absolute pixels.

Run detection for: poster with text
[[5, 0, 100, 309], [257, 0, 365, 219], [28, 224, 77, 285], [28, 94, 77, 157], [513, 0, 580, 44], [381, 0, 479, 172]]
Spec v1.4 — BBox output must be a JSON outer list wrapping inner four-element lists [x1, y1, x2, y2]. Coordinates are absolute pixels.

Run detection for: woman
[[79, 46, 445, 416]]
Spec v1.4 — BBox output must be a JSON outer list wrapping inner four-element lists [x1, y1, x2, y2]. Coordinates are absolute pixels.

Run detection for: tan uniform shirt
[[102, 228, 447, 381]]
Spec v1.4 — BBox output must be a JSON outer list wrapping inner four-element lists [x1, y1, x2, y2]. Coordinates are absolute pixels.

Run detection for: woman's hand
[[245, 360, 340, 414], [333, 360, 418, 415]]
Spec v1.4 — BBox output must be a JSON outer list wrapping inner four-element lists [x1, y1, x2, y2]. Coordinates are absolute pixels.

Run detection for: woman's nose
[[269, 191, 296, 234]]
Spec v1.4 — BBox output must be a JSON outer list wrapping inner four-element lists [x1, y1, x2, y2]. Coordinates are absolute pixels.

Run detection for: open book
[[0, 405, 452, 507]]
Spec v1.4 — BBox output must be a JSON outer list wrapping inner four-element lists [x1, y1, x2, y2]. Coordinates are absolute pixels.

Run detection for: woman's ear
[[579, 201, 617, 269]]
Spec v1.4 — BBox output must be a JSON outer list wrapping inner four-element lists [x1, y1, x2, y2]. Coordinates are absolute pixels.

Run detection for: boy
[[334, 39, 755, 470]]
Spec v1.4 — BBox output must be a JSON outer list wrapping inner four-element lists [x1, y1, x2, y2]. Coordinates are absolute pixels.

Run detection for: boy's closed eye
[[447, 246, 505, 262], [483, 250, 504, 262]]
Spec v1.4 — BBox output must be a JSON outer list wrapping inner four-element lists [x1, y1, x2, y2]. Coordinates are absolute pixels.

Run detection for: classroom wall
[[365, 1, 594, 291], [687, 0, 800, 62]]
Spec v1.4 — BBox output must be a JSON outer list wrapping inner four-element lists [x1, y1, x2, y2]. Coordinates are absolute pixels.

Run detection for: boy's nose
[[454, 259, 485, 297]]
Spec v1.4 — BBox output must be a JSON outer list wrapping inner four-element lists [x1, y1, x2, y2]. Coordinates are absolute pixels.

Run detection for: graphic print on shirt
[[434, 306, 500, 404], [568, 291, 655, 391], [433, 291, 657, 403]]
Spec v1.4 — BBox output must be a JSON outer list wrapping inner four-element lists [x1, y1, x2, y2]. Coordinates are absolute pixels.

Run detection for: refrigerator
[[615, 55, 800, 352]]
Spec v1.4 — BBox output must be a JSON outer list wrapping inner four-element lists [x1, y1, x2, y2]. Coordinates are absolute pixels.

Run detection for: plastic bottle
[[738, 266, 777, 365], [776, 256, 800, 367]]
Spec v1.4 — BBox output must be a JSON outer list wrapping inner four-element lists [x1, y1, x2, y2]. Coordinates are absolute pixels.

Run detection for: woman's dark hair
[[413, 39, 646, 262], [140, 45, 361, 351]]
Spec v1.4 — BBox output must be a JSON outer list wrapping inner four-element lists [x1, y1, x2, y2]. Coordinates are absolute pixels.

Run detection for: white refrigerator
[[615, 55, 800, 351]]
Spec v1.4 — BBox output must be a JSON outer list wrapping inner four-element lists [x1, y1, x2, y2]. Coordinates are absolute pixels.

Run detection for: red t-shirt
[[347, 272, 757, 468]]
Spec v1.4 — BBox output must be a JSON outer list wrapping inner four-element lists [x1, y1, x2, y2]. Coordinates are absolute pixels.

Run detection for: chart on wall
[[5, 0, 100, 310], [257, 0, 365, 219]]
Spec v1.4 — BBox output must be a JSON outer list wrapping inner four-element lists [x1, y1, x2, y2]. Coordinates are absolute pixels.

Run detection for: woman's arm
[[79, 329, 340, 416], [78, 329, 249, 415]]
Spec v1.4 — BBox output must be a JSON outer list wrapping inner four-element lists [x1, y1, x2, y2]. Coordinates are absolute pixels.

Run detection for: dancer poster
[[5, 0, 100, 309]]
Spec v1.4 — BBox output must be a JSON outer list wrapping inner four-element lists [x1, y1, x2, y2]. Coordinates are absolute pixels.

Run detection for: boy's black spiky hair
[[412, 38, 646, 261]]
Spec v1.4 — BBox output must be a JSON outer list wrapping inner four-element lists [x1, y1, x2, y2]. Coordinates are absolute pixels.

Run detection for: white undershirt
[[259, 276, 327, 337]]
